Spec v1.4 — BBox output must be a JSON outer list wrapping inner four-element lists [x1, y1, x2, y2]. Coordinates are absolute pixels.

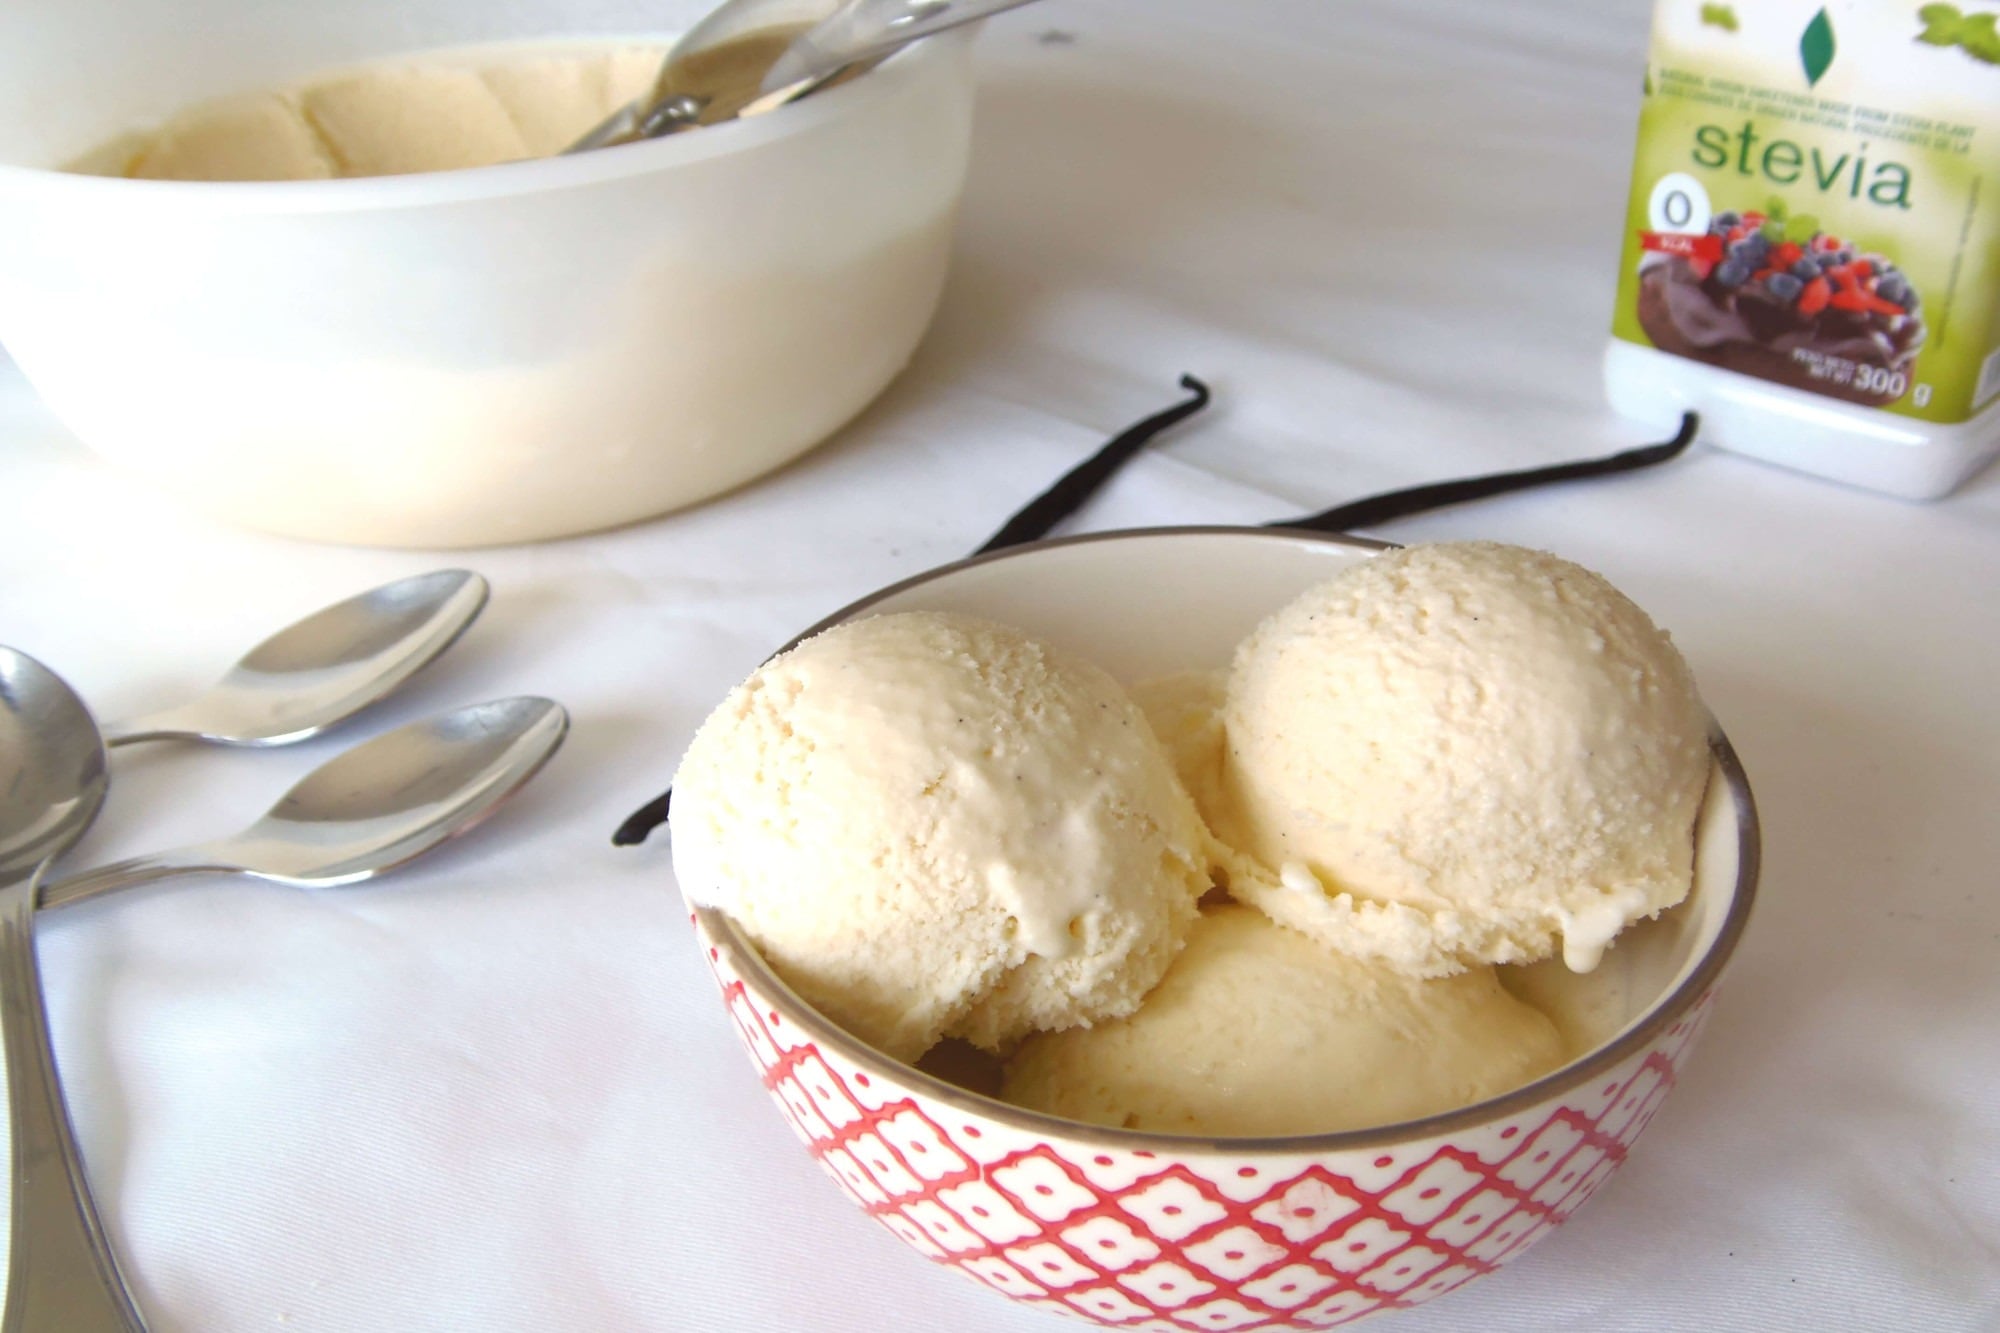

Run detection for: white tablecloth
[[3, 1, 1997, 1328]]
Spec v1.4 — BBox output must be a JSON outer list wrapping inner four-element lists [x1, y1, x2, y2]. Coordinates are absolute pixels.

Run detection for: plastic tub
[[0, 0, 976, 547]]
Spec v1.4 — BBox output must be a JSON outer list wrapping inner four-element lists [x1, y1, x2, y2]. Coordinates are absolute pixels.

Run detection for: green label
[[1611, 1, 1999, 424]]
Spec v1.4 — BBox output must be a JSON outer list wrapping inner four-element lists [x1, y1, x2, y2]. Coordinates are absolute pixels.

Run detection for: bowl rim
[[0, 26, 972, 213], [692, 524, 1763, 1153]]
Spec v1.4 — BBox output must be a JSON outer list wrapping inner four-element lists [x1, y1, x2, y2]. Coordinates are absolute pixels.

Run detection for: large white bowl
[[0, 0, 975, 547], [688, 527, 1760, 1329]]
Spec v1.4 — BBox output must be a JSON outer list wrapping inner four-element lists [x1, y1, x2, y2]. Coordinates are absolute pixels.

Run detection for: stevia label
[[1611, 1, 2000, 423]]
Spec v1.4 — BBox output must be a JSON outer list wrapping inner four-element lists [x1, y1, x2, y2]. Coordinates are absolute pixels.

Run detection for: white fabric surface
[[3, 0, 1999, 1329]]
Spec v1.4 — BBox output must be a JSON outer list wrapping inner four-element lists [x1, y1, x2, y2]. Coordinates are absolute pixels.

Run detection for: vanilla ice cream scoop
[[1002, 904, 1566, 1136], [70, 44, 664, 181], [1215, 541, 1711, 978], [670, 611, 1211, 1063]]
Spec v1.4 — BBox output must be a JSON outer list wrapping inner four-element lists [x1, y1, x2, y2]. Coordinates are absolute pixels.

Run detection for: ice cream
[[1126, 671, 1230, 822], [670, 611, 1211, 1063], [674, 542, 1714, 1139], [1003, 905, 1566, 1137], [65, 43, 665, 181], [1209, 541, 1711, 977]]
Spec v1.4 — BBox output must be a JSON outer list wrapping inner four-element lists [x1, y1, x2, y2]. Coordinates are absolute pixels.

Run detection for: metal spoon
[[568, 0, 1041, 151], [101, 569, 488, 748], [0, 648, 141, 1332], [0, 684, 565, 1331], [753, 0, 1045, 111], [40, 696, 568, 911], [566, 0, 795, 150]]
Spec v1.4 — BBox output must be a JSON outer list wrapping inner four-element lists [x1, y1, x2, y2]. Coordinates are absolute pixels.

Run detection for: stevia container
[[687, 528, 1762, 1330], [0, 0, 976, 547], [1604, 0, 2000, 499]]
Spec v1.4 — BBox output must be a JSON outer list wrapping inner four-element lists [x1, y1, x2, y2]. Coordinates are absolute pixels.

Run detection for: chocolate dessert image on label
[[1636, 204, 1925, 408]]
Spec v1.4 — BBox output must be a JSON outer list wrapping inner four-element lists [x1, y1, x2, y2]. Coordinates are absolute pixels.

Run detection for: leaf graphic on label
[[1800, 8, 1836, 85], [1700, 3, 1740, 31], [1913, 3, 2000, 60], [1917, 2, 1968, 44], [1960, 11, 2000, 60]]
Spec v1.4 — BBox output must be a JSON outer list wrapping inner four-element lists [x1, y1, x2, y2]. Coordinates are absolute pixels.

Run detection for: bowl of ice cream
[[673, 528, 1758, 1328], [0, 0, 975, 547]]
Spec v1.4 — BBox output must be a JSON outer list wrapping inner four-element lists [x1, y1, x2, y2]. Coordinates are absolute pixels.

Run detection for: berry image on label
[[1634, 203, 1925, 406]]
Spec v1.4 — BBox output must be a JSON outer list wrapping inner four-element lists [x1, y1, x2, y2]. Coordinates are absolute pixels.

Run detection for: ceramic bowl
[[688, 527, 1759, 1329], [0, 0, 975, 547]]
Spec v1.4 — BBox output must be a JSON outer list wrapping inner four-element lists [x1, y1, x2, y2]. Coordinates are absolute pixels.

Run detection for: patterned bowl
[[687, 527, 1760, 1330]]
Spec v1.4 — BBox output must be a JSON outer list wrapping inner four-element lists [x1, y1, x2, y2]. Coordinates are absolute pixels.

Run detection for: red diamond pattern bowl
[[685, 529, 1760, 1329]]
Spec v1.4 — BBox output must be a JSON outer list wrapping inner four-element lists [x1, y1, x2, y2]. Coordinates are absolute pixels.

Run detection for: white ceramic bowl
[[688, 528, 1760, 1329], [0, 0, 975, 547]]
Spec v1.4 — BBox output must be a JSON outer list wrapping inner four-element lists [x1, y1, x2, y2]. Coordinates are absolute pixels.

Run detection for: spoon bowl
[[42, 697, 569, 911], [567, 0, 814, 149], [101, 570, 489, 749], [0, 649, 109, 880]]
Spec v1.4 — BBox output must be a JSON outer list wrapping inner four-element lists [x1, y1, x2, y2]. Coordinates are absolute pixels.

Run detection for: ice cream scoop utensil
[[567, 0, 780, 150], [100, 570, 488, 748], [570, 0, 1041, 150], [753, 0, 1043, 106], [39, 697, 567, 912], [0, 648, 142, 1331]]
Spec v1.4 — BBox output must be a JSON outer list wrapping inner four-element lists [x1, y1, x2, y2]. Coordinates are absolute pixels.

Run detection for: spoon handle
[[96, 711, 198, 749], [0, 867, 148, 1332], [37, 850, 223, 915], [761, 0, 1043, 93]]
